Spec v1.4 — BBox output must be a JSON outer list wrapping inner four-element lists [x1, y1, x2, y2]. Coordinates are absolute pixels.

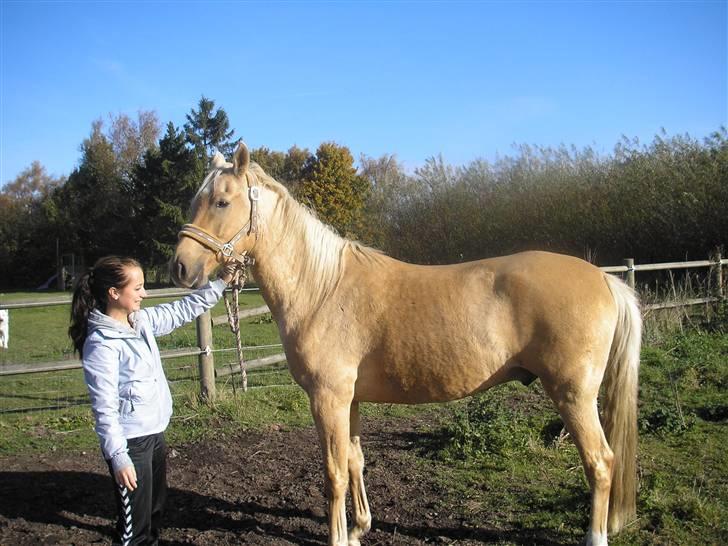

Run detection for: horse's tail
[[602, 273, 642, 533]]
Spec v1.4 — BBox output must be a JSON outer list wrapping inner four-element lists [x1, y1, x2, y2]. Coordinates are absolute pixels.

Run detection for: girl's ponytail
[[69, 269, 96, 356]]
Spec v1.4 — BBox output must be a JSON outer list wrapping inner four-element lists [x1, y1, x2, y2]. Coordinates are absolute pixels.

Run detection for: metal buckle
[[249, 186, 260, 201], [221, 243, 234, 257]]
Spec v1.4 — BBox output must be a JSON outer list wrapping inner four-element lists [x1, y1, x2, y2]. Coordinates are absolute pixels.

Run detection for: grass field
[[0, 291, 726, 544]]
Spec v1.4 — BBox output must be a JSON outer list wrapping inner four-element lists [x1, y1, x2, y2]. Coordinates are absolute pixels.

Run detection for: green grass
[[418, 323, 728, 545], [0, 296, 726, 544]]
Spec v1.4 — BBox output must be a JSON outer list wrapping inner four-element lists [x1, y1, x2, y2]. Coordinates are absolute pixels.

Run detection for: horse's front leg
[[347, 401, 371, 546], [310, 387, 353, 546]]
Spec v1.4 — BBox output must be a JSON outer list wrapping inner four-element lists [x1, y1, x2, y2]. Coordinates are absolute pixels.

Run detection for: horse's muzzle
[[169, 255, 205, 288]]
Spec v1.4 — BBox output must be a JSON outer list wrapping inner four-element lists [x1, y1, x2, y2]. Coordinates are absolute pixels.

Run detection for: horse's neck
[[251, 196, 346, 330]]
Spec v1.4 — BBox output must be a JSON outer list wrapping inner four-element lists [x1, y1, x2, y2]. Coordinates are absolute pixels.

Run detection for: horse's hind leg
[[543, 381, 614, 546], [347, 402, 371, 545], [310, 388, 352, 546]]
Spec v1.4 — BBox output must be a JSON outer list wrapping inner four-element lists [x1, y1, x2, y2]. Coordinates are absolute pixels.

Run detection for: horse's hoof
[[585, 531, 608, 546]]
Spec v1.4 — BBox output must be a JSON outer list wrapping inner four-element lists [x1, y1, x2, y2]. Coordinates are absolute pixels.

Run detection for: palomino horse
[[171, 143, 641, 546]]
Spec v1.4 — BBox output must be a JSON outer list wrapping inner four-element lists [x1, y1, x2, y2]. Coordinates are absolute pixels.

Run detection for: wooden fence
[[602, 252, 725, 309], [0, 287, 287, 404], [0, 253, 725, 404]]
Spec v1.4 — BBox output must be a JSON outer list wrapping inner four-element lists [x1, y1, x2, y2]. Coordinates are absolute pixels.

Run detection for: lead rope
[[223, 265, 249, 392], [221, 177, 259, 395]]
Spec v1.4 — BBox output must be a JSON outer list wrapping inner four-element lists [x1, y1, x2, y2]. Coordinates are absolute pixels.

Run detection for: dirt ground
[[0, 415, 566, 546]]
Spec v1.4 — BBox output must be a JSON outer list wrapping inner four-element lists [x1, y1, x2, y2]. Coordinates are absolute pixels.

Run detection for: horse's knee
[[324, 468, 348, 497]]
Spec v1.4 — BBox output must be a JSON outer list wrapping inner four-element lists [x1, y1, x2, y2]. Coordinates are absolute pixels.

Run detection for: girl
[[69, 255, 234, 545]]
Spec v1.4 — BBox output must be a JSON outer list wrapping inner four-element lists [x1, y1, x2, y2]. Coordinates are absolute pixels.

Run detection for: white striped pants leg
[[109, 432, 167, 546], [116, 483, 134, 546]]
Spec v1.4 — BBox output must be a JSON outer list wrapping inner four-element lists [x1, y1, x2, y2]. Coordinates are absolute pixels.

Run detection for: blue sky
[[1, 0, 725, 185]]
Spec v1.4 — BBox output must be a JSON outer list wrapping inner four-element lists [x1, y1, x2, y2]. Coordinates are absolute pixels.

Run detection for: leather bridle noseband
[[178, 171, 260, 268]]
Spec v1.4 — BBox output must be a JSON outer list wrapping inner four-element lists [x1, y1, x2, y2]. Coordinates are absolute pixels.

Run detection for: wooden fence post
[[711, 249, 724, 300], [196, 310, 216, 402], [56, 238, 64, 291], [624, 258, 635, 289]]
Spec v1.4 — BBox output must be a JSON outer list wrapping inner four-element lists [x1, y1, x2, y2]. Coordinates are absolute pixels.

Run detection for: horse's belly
[[354, 347, 507, 404]]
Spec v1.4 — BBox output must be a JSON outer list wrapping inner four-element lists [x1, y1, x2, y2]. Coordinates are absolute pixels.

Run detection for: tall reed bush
[[362, 128, 728, 268]]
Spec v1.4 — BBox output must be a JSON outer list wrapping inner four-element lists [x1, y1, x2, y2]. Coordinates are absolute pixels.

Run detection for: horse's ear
[[233, 141, 250, 177], [211, 151, 227, 169]]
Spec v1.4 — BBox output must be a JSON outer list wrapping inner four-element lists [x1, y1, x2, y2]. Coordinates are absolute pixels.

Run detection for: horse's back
[[380, 250, 614, 339]]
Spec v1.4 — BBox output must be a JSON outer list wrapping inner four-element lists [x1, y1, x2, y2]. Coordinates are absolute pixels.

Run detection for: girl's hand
[[115, 464, 137, 491], [218, 259, 239, 284]]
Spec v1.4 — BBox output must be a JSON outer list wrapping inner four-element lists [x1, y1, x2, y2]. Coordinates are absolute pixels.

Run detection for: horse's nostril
[[177, 262, 186, 281]]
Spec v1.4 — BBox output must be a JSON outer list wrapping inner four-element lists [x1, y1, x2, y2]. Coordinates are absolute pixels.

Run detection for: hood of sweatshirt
[[87, 309, 139, 339]]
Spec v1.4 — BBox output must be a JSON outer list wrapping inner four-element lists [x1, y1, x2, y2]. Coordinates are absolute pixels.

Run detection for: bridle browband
[[178, 170, 260, 268]]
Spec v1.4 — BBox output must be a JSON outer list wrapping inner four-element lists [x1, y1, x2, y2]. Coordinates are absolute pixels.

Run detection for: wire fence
[[0, 286, 294, 415], [0, 253, 725, 416], [0, 347, 297, 415]]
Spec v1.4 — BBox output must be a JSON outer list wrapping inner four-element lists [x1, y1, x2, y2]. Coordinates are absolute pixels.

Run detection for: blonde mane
[[188, 156, 386, 308], [248, 163, 386, 306]]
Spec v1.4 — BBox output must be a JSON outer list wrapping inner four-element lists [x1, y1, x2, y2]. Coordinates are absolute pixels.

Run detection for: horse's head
[[171, 142, 260, 288]]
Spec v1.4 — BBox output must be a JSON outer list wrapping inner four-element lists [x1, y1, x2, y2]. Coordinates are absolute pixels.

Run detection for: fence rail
[[0, 286, 261, 310], [0, 343, 284, 377], [600, 259, 725, 274], [0, 253, 725, 403], [614, 254, 725, 312]]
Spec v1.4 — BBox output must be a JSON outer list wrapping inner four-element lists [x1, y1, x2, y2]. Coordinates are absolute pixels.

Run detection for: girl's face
[[108, 266, 147, 315]]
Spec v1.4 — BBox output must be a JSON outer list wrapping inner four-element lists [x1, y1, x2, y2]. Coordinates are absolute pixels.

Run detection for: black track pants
[[107, 432, 167, 546]]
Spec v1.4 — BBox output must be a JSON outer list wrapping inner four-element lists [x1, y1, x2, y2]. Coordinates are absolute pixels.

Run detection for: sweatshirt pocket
[[119, 378, 158, 422]]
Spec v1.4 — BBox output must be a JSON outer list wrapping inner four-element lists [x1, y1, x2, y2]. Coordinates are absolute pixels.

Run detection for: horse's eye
[[216, 200, 230, 209]]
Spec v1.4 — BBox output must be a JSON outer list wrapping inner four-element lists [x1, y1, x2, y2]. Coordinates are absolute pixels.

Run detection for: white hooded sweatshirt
[[82, 279, 226, 472]]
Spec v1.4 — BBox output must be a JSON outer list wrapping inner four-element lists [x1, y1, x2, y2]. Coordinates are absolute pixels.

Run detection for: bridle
[[178, 170, 260, 268], [177, 168, 261, 393]]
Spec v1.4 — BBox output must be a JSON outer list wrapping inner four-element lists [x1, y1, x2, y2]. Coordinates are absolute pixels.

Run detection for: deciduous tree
[[51, 123, 135, 263], [297, 142, 371, 237], [251, 146, 286, 181], [107, 110, 160, 181], [0, 162, 63, 287]]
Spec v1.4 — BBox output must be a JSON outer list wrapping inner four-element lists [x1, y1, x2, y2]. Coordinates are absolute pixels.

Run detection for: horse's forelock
[[191, 163, 264, 215], [191, 168, 221, 207]]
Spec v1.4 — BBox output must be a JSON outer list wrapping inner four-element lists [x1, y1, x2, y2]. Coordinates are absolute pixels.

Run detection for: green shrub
[[639, 407, 694, 435], [440, 392, 528, 461]]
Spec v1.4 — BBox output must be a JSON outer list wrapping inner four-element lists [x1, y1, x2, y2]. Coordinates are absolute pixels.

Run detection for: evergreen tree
[[130, 123, 205, 268], [184, 96, 236, 163]]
